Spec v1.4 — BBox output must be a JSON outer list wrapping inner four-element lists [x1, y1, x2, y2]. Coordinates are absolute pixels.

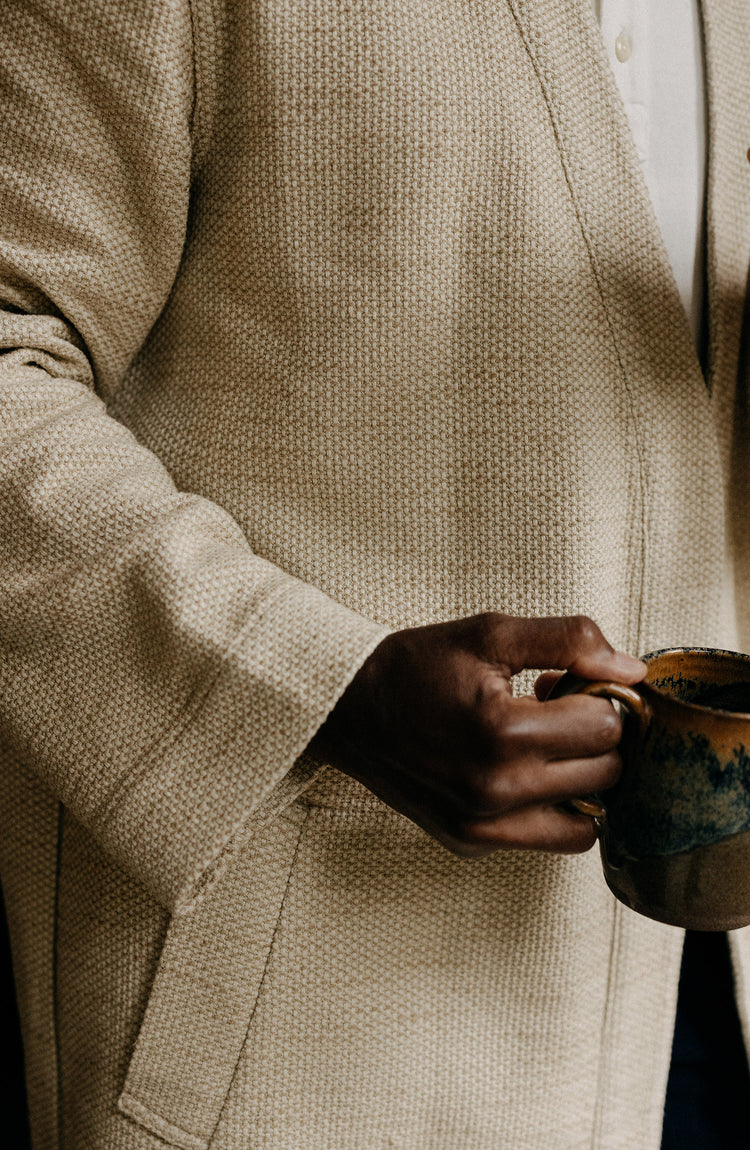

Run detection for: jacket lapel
[[700, 0, 750, 412], [505, 0, 707, 397]]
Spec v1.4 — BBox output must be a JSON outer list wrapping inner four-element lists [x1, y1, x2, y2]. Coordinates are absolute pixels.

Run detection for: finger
[[438, 803, 599, 856], [332, 745, 602, 856], [478, 692, 623, 761], [475, 749, 621, 814], [534, 670, 563, 700], [482, 613, 646, 682]]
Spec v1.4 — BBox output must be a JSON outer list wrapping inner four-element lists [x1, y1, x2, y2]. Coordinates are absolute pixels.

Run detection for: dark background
[[1, 886, 32, 1149]]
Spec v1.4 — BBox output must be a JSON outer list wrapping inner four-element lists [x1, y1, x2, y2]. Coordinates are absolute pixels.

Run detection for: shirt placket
[[597, 0, 651, 165]]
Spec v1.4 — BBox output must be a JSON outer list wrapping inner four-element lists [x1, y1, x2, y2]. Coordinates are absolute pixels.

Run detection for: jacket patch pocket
[[117, 802, 309, 1150]]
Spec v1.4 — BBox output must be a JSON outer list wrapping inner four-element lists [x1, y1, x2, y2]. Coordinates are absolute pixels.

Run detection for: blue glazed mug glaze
[[551, 648, 750, 931]]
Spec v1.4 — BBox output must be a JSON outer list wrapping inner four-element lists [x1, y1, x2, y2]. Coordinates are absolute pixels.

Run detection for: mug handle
[[547, 676, 651, 822]]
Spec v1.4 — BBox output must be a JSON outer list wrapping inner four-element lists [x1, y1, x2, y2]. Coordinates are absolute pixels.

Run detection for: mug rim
[[641, 646, 750, 720]]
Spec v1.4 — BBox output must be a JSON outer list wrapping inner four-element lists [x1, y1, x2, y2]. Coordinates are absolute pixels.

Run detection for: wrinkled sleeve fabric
[[0, 0, 389, 910]]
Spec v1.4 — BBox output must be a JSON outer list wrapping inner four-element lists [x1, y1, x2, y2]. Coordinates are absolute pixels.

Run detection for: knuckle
[[593, 701, 621, 746], [567, 614, 602, 649], [598, 749, 622, 788], [498, 760, 537, 807], [464, 611, 514, 666], [456, 770, 500, 814], [474, 678, 502, 723], [496, 708, 531, 754], [485, 721, 512, 764], [475, 680, 516, 738], [464, 611, 503, 649], [480, 610, 510, 635], [469, 688, 510, 761]]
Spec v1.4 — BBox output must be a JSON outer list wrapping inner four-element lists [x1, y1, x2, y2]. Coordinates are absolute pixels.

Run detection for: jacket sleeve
[[0, 0, 389, 910]]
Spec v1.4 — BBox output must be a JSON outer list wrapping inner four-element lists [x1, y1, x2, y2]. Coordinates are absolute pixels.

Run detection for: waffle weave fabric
[[0, 0, 748, 1147]]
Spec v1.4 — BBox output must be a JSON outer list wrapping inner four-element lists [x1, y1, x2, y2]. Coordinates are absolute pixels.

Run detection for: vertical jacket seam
[[188, 0, 198, 132], [590, 900, 622, 1149], [186, 0, 200, 172]]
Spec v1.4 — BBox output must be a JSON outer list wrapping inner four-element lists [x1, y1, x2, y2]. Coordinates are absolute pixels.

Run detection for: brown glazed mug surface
[[551, 648, 750, 931]]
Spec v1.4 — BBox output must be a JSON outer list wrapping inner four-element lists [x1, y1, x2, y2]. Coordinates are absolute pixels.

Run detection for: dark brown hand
[[312, 613, 645, 856]]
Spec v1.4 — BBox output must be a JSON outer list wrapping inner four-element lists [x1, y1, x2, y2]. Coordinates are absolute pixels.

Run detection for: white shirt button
[[615, 30, 633, 62]]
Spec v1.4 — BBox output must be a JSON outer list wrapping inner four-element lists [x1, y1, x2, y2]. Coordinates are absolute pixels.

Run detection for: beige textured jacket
[[0, 0, 749, 1147]]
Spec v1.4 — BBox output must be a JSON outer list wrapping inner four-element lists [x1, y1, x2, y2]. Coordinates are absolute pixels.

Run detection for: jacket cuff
[[93, 575, 389, 909]]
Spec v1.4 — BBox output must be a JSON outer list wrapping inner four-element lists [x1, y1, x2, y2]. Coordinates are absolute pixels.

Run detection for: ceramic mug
[[551, 647, 750, 931]]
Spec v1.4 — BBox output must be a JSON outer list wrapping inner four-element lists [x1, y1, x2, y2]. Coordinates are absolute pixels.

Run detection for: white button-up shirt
[[594, 0, 706, 345]]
